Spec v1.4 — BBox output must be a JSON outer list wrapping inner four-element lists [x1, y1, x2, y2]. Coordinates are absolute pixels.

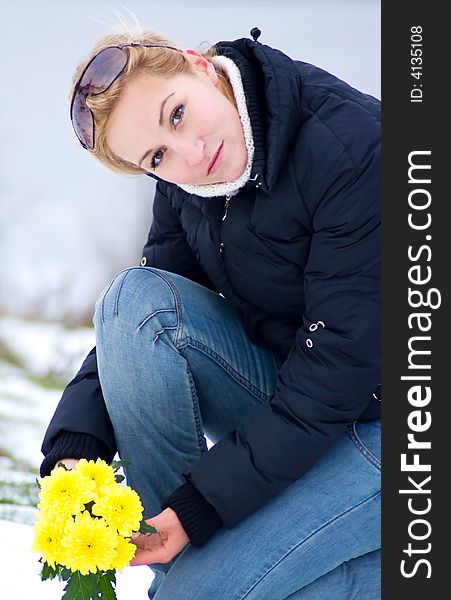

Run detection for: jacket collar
[[214, 37, 304, 192]]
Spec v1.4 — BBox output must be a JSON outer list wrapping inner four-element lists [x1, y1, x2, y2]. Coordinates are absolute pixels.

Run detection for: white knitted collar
[[178, 55, 254, 198]]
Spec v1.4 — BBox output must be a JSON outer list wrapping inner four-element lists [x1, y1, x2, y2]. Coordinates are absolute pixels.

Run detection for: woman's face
[[106, 50, 248, 186]]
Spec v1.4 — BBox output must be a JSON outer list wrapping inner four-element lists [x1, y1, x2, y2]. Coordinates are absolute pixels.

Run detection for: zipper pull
[[222, 195, 231, 221], [250, 27, 262, 43]]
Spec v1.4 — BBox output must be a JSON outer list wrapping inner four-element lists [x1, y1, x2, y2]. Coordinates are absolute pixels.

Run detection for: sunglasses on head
[[70, 43, 182, 150]]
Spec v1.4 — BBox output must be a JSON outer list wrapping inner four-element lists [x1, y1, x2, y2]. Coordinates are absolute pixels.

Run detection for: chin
[[219, 157, 247, 184]]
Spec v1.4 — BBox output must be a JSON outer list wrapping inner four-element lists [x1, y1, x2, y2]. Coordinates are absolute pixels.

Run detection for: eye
[[171, 104, 184, 127], [150, 148, 165, 170], [149, 104, 185, 171]]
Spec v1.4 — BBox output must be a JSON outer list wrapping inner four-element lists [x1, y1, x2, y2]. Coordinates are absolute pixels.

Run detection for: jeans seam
[[183, 337, 271, 402], [114, 268, 136, 317], [186, 365, 209, 454], [99, 272, 124, 325], [137, 308, 178, 331], [142, 267, 185, 347], [239, 490, 381, 600], [99, 266, 147, 324], [348, 421, 381, 471], [106, 266, 184, 345]]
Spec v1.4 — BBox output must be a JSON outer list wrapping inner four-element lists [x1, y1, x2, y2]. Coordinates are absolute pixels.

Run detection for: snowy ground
[[0, 316, 154, 598]]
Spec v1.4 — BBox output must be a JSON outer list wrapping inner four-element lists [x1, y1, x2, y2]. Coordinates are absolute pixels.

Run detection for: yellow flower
[[32, 517, 67, 568], [62, 511, 118, 575], [39, 467, 96, 517], [75, 458, 116, 498], [92, 485, 143, 537], [112, 535, 137, 571]]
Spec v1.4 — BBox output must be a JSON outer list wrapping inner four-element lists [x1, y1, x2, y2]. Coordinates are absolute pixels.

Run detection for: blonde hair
[[70, 28, 236, 175]]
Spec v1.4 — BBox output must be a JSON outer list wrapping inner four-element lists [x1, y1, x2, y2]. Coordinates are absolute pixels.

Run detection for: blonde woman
[[41, 26, 381, 599]]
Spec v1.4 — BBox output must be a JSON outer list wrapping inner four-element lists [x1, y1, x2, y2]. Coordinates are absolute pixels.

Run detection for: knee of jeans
[[93, 267, 179, 332]]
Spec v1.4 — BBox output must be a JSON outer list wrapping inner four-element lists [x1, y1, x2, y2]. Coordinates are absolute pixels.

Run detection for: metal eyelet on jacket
[[305, 320, 326, 348], [140, 257, 147, 266]]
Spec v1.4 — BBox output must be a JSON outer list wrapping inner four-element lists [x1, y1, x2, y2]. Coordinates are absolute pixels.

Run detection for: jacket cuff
[[160, 481, 223, 548], [40, 431, 112, 478]]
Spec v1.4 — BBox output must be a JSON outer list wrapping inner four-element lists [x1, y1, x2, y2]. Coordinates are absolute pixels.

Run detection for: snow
[[0, 318, 95, 480], [0, 316, 95, 381], [1, 520, 154, 599]]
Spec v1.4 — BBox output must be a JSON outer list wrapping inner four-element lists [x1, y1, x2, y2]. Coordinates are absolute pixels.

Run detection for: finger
[[130, 547, 167, 566], [130, 533, 146, 548], [131, 533, 163, 551], [133, 539, 163, 552]]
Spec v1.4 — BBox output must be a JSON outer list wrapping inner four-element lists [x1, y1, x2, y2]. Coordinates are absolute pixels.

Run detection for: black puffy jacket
[[41, 35, 381, 545]]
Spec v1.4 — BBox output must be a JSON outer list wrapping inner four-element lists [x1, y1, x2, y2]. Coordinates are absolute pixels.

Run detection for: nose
[[173, 137, 205, 168]]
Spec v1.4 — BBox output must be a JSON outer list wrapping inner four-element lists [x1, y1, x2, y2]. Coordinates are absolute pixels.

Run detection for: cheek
[[225, 106, 244, 139]]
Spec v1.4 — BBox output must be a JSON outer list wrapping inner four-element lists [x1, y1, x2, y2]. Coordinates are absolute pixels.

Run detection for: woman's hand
[[130, 507, 190, 565]]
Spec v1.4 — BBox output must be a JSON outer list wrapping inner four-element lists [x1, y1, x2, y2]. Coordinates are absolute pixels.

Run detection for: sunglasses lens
[[72, 47, 128, 148], [71, 44, 180, 149], [79, 47, 128, 93], [71, 93, 94, 149]]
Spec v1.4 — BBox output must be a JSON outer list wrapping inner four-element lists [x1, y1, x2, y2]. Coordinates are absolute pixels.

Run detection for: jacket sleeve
[[176, 151, 380, 529], [40, 347, 115, 476], [41, 180, 216, 476]]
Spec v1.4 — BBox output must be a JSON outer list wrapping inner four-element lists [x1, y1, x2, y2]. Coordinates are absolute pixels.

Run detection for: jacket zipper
[[219, 195, 232, 253], [222, 195, 231, 221]]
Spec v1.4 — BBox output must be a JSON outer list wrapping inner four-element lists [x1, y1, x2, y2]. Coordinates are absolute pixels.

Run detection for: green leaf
[[40, 562, 59, 581], [139, 520, 158, 535], [61, 571, 99, 600], [98, 571, 117, 600], [84, 500, 95, 512], [98, 570, 116, 586], [56, 462, 70, 471], [110, 460, 130, 472], [114, 474, 125, 483], [35, 477, 41, 489], [59, 566, 72, 581]]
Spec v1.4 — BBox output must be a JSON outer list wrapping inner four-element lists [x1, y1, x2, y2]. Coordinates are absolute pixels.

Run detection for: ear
[[183, 49, 219, 85]]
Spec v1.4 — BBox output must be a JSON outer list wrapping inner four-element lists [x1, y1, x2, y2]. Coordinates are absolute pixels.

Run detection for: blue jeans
[[93, 267, 381, 600]]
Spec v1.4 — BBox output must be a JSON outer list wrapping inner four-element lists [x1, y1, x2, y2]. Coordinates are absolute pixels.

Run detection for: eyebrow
[[138, 92, 176, 168]]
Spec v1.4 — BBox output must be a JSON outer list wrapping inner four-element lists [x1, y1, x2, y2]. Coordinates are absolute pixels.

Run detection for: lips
[[207, 141, 224, 176]]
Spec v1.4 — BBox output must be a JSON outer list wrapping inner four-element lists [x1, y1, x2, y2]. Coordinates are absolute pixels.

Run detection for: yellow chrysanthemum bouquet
[[32, 459, 157, 599]]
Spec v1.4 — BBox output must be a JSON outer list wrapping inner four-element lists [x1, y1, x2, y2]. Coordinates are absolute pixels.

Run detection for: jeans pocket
[[345, 419, 381, 472]]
